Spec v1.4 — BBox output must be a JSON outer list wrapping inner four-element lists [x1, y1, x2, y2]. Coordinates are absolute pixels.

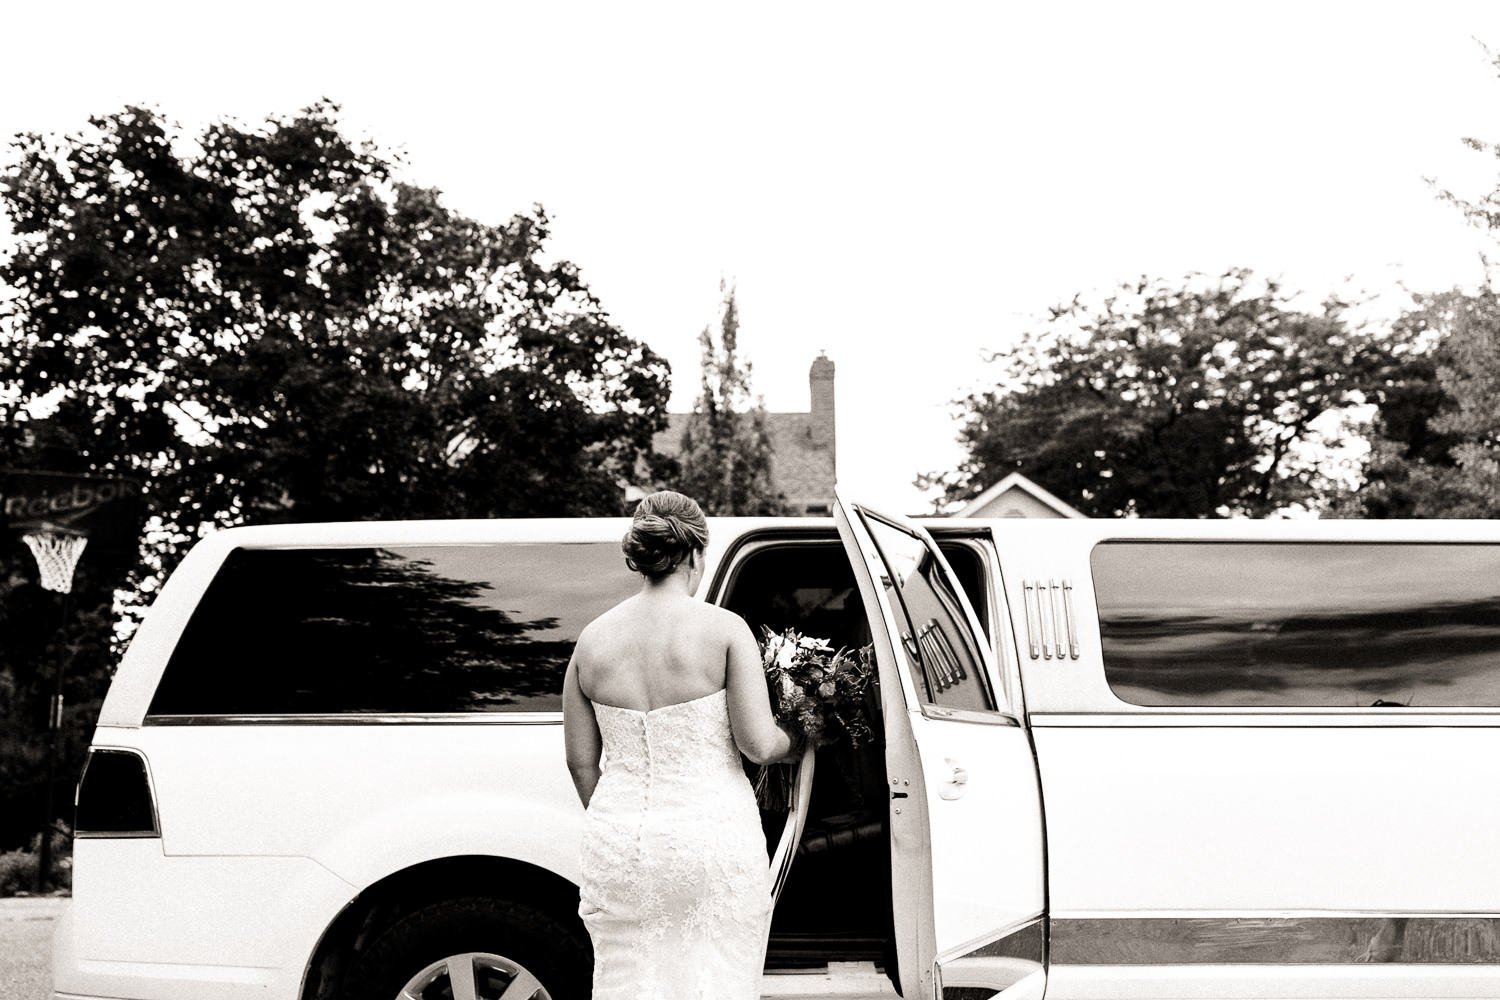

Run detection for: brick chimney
[[809, 352, 835, 468]]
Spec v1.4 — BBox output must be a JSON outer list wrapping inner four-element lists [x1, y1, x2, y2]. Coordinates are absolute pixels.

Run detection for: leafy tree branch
[[923, 269, 1406, 518]]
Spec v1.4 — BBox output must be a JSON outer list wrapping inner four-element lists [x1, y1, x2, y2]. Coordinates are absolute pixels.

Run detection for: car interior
[[716, 538, 897, 975]]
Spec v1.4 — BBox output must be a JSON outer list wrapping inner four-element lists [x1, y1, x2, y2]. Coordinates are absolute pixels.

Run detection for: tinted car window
[[720, 542, 870, 652], [148, 543, 638, 717], [937, 541, 990, 641], [863, 513, 995, 712], [1093, 541, 1500, 708]]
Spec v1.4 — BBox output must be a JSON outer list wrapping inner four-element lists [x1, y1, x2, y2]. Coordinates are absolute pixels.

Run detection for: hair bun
[[623, 491, 709, 579]]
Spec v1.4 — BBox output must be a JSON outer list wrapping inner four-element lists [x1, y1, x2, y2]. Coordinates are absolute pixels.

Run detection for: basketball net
[[22, 531, 89, 594]]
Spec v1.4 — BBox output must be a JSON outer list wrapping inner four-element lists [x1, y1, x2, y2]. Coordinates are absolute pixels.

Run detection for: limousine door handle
[[940, 758, 968, 800]]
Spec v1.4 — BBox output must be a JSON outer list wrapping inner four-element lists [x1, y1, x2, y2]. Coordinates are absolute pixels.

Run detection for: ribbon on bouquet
[[765, 742, 817, 902]]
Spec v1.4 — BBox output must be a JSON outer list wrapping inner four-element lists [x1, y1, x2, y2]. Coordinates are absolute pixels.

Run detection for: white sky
[[5, 1, 1500, 513]]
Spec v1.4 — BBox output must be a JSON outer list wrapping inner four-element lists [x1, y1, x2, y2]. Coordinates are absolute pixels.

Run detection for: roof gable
[[956, 472, 1086, 519]]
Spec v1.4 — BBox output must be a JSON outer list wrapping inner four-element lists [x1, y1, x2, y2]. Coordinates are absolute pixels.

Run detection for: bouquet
[[760, 626, 876, 748], [753, 626, 876, 814]]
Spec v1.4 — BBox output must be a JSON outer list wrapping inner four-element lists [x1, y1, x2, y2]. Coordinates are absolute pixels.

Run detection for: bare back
[[573, 593, 734, 712], [564, 576, 794, 803]]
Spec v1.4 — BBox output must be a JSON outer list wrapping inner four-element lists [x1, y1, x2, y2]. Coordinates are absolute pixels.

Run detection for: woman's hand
[[773, 723, 808, 764]]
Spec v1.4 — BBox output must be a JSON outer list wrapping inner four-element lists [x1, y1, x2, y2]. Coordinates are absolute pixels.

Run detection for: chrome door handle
[[940, 758, 968, 800]]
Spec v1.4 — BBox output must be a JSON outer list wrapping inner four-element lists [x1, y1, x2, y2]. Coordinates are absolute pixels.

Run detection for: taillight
[[75, 748, 160, 838]]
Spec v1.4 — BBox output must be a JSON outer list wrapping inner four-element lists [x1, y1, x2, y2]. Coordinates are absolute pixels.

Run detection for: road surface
[[0, 896, 63, 1000]]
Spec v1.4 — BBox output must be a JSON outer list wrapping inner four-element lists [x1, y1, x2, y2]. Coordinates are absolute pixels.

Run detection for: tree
[[674, 281, 786, 515], [1341, 44, 1500, 520], [924, 270, 1406, 518], [0, 102, 671, 851], [0, 101, 670, 550], [1343, 288, 1500, 518]]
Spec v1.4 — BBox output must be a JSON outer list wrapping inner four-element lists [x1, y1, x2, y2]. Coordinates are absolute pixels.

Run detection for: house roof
[[653, 411, 834, 507], [764, 411, 833, 505], [955, 471, 1087, 518]]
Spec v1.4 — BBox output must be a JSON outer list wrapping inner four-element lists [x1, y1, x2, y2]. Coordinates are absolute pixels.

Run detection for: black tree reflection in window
[[151, 546, 619, 715]]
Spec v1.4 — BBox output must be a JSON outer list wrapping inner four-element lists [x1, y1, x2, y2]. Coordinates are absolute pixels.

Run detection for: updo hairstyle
[[623, 491, 709, 579]]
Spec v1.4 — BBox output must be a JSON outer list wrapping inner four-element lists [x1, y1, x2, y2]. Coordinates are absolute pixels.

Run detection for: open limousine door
[[835, 491, 1047, 999]]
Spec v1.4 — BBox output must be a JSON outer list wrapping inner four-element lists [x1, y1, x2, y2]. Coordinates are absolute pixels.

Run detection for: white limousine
[[53, 492, 1500, 1000]]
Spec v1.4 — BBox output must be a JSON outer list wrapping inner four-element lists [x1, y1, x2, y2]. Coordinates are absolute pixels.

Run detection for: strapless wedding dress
[[580, 687, 772, 1000]]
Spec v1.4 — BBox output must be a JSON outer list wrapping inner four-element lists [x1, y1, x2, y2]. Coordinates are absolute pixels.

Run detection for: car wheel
[[341, 896, 591, 1000]]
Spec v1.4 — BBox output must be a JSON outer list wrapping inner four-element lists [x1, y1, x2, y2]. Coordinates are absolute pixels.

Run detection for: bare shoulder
[[577, 597, 635, 643], [696, 602, 756, 642]]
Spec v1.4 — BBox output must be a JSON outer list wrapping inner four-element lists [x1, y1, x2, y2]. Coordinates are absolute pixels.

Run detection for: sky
[[5, 1, 1500, 513]]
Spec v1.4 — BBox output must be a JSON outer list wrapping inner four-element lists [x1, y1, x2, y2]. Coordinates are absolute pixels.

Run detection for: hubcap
[[397, 951, 551, 1000]]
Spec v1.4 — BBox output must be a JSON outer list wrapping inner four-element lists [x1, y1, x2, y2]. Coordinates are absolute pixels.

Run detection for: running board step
[[761, 961, 900, 998]]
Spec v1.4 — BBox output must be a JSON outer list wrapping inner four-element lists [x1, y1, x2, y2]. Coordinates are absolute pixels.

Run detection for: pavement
[[0, 895, 66, 1000]]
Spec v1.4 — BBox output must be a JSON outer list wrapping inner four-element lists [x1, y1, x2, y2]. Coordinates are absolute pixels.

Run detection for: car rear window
[[146, 543, 638, 719], [1093, 541, 1500, 708]]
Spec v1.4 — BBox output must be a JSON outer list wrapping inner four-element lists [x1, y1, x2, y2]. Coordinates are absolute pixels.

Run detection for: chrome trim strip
[[1061, 578, 1079, 659], [937, 918, 1046, 999], [1030, 712, 1500, 727], [968, 918, 1045, 962], [1022, 581, 1041, 659], [933, 632, 948, 690], [1051, 916, 1500, 965], [1048, 580, 1065, 660], [937, 916, 1047, 967], [143, 712, 564, 726], [918, 705, 1022, 727], [1035, 580, 1055, 660], [1043, 965, 1500, 1000], [932, 621, 965, 684], [921, 621, 963, 690], [1053, 910, 1500, 918], [918, 628, 940, 690], [902, 630, 922, 663]]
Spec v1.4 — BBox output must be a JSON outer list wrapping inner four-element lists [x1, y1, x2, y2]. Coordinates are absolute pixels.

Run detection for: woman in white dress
[[563, 491, 798, 1000]]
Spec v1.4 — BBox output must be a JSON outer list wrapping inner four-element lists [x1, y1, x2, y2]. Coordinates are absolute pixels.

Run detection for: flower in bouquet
[[759, 625, 875, 748]]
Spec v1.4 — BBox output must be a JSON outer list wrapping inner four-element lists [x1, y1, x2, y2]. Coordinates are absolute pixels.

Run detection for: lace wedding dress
[[580, 688, 772, 1000]]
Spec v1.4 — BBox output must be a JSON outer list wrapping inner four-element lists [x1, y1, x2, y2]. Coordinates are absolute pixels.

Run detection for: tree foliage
[[1344, 288, 1500, 518], [0, 101, 671, 850], [0, 102, 670, 550], [926, 270, 1406, 518], [674, 281, 786, 515], [1343, 45, 1500, 520]]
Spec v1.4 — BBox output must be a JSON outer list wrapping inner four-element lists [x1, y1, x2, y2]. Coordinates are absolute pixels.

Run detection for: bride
[[563, 490, 799, 999]]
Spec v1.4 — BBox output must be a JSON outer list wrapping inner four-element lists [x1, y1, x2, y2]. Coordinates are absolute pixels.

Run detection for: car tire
[[340, 895, 592, 1000]]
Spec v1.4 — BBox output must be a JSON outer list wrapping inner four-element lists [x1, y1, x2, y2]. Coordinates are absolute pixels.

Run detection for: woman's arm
[[724, 616, 799, 765], [562, 655, 602, 808]]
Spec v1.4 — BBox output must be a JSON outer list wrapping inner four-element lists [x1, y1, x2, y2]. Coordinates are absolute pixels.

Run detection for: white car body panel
[[1033, 724, 1500, 914], [914, 713, 1043, 954], [124, 723, 583, 885], [55, 840, 352, 1000]]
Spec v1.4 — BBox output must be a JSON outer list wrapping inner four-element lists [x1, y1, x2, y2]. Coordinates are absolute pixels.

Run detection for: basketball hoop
[[3, 470, 142, 594], [22, 529, 89, 594], [3, 471, 141, 893]]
